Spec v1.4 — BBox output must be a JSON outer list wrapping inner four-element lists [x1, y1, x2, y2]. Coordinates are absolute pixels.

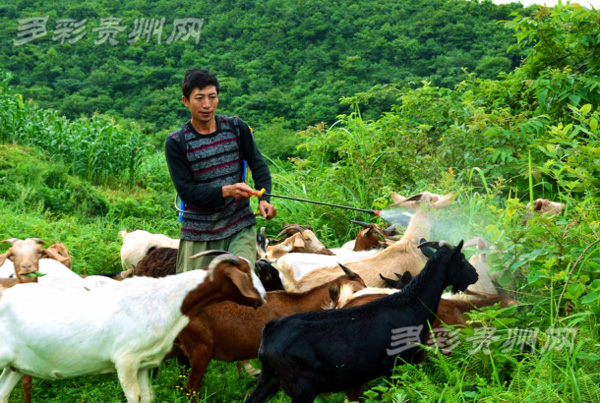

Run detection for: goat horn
[[207, 253, 240, 281], [350, 220, 370, 228], [277, 225, 306, 238], [403, 193, 423, 202], [337, 262, 358, 279], [2, 238, 20, 245], [189, 249, 230, 260], [379, 273, 395, 284], [417, 240, 454, 250]]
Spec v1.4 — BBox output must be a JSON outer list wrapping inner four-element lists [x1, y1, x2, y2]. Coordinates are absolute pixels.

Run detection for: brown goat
[[350, 220, 396, 252], [287, 192, 456, 292], [132, 247, 178, 278], [44, 241, 72, 268], [175, 264, 367, 393]]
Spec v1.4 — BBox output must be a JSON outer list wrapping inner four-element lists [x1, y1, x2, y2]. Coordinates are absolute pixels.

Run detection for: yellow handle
[[252, 188, 266, 197]]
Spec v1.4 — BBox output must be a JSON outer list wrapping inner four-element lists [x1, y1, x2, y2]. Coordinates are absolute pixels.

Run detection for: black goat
[[245, 240, 478, 402], [255, 258, 285, 291]]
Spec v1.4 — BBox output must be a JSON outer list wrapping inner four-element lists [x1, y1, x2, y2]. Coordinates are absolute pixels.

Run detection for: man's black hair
[[181, 68, 220, 99]]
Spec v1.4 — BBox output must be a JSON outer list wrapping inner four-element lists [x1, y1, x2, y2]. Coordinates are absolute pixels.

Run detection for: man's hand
[[259, 200, 277, 220], [222, 183, 254, 200]]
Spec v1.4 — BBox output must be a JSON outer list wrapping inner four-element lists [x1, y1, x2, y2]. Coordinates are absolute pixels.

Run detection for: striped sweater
[[164, 115, 272, 241]]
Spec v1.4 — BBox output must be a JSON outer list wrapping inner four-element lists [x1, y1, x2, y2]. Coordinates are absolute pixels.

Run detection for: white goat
[[119, 230, 180, 270], [273, 221, 398, 284], [0, 252, 265, 403], [285, 191, 456, 292], [0, 261, 14, 278], [275, 249, 380, 289]]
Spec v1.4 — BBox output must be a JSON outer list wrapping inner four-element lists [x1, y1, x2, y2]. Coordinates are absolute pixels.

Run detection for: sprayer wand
[[250, 188, 381, 216]]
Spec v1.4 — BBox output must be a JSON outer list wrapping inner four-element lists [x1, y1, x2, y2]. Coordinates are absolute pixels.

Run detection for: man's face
[[182, 85, 219, 125]]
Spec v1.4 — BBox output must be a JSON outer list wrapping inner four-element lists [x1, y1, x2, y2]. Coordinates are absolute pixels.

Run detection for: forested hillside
[[0, 0, 527, 157]]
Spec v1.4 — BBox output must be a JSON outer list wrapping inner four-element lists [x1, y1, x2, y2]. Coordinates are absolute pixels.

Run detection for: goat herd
[[0, 192, 561, 402]]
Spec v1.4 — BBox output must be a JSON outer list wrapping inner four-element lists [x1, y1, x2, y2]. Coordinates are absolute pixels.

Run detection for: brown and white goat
[[526, 198, 565, 215], [266, 228, 333, 260], [175, 263, 367, 392], [0, 238, 48, 285], [285, 191, 456, 291]]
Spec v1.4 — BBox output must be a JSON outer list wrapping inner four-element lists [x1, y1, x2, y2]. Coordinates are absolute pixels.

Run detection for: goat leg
[[185, 342, 214, 394], [245, 363, 282, 403], [0, 369, 24, 403], [22, 375, 33, 403]]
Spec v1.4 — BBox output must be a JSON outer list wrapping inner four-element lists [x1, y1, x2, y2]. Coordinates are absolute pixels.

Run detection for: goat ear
[[379, 273, 395, 287], [399, 271, 413, 284], [431, 192, 456, 209], [2, 238, 20, 245], [338, 262, 359, 280], [223, 266, 263, 302], [0, 251, 8, 266], [41, 248, 72, 268], [390, 192, 407, 206]]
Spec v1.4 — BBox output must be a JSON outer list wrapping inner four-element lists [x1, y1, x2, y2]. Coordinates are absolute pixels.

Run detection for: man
[[165, 68, 276, 271]]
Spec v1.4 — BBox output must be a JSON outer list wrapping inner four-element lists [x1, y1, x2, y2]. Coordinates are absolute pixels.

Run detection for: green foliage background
[[0, 0, 528, 159], [1, 1, 599, 402]]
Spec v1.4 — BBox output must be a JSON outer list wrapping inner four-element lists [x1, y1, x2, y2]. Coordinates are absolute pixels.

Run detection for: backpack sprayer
[[250, 188, 382, 217]]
